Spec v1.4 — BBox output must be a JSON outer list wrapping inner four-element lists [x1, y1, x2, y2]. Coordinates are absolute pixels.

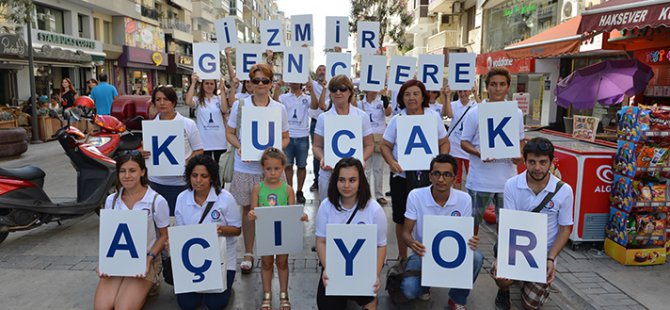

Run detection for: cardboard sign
[[359, 55, 386, 92], [260, 20, 285, 51], [388, 56, 417, 91], [513, 93, 530, 115], [283, 47, 311, 84], [496, 209, 548, 283], [326, 224, 377, 296], [448, 53, 476, 91], [240, 106, 283, 161], [324, 115, 364, 167], [193, 43, 220, 80], [291, 14, 313, 47], [356, 21, 380, 55], [397, 115, 439, 171], [236, 44, 263, 80], [254, 205, 305, 256], [418, 54, 445, 91], [326, 52, 352, 80], [422, 215, 474, 289], [573, 115, 599, 142], [214, 17, 238, 48], [99, 209, 148, 277], [477, 101, 521, 160], [325, 16, 349, 49], [168, 224, 226, 294], [142, 120, 186, 177]]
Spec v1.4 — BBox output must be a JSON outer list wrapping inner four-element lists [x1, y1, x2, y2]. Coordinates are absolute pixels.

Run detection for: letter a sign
[[478, 101, 522, 160], [397, 115, 439, 171]]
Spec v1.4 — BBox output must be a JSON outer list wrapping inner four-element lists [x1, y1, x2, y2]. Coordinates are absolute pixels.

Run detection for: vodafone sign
[[476, 50, 535, 75]]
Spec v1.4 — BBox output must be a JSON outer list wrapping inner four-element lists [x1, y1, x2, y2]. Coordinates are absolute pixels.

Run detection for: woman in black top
[[59, 78, 77, 109]]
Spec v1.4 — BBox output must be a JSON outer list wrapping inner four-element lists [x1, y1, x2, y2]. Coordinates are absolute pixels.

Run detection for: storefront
[[0, 34, 27, 106], [635, 47, 670, 105], [117, 17, 167, 95], [168, 53, 193, 92]]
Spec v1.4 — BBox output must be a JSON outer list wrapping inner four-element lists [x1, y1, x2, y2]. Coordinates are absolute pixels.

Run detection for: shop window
[[35, 5, 64, 34], [484, 0, 558, 53]]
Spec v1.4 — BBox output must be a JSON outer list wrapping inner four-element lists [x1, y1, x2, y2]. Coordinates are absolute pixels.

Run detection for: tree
[[350, 0, 414, 52], [0, 0, 34, 33]]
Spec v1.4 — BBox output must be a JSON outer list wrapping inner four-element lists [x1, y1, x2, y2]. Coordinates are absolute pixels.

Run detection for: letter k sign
[[152, 135, 178, 165]]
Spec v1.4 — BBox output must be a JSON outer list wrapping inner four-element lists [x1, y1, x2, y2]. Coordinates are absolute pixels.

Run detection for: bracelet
[[547, 257, 555, 262], [147, 252, 156, 260]]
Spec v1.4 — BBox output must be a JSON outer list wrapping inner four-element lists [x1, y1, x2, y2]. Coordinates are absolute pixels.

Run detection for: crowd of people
[[93, 58, 574, 310]]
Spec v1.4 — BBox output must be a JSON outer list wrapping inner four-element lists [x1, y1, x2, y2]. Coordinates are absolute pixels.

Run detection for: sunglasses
[[524, 141, 553, 152], [116, 150, 143, 160], [429, 171, 456, 179], [329, 86, 350, 93], [251, 78, 272, 85]]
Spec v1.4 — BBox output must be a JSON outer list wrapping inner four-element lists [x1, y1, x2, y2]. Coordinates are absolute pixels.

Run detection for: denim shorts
[[284, 136, 309, 168]]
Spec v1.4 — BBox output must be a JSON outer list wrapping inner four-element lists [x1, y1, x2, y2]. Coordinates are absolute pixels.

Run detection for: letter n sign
[[99, 209, 148, 277], [397, 115, 439, 171], [325, 224, 377, 296], [477, 101, 522, 160], [142, 120, 185, 177], [496, 209, 548, 283], [324, 115, 364, 167]]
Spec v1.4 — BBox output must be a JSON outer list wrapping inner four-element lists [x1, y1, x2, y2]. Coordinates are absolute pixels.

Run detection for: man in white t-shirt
[[401, 154, 483, 307], [460, 67, 525, 234], [443, 86, 477, 190], [492, 137, 573, 310], [359, 89, 392, 205]]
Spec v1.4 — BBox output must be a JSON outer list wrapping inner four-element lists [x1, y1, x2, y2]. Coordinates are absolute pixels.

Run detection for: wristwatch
[[147, 252, 156, 261]]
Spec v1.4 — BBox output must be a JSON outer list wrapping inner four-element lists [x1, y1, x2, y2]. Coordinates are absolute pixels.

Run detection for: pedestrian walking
[[90, 73, 118, 115]]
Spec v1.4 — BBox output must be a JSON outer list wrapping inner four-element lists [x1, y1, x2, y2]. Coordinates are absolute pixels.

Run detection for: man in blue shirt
[[90, 73, 118, 115]]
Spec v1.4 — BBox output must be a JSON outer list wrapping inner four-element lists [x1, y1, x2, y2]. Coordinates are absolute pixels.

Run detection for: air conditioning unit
[[560, 0, 580, 22], [452, 2, 462, 14]]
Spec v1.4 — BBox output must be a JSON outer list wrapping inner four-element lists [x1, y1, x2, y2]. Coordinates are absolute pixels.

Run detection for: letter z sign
[[477, 101, 522, 160]]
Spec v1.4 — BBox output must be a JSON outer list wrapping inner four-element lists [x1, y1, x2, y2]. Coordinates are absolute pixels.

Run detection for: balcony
[[193, 30, 215, 42], [427, 29, 460, 53], [428, 0, 457, 14], [407, 5, 433, 34], [193, 0, 216, 22], [405, 46, 427, 57], [169, 0, 193, 11], [141, 6, 159, 20], [162, 19, 194, 43]]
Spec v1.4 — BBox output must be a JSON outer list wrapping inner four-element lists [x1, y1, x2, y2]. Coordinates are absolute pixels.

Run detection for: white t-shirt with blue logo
[[279, 92, 311, 138], [315, 198, 387, 247], [404, 186, 473, 245]]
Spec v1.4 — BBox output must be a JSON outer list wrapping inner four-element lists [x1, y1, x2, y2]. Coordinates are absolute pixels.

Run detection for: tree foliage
[[350, 0, 414, 52], [0, 0, 35, 33]]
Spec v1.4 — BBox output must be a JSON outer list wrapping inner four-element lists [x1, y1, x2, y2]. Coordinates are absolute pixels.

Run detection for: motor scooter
[[87, 114, 143, 158], [0, 110, 116, 245]]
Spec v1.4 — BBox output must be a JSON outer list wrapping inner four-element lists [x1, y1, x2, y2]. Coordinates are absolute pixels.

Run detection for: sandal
[[280, 292, 291, 310], [240, 253, 254, 274], [261, 292, 272, 310], [376, 197, 388, 205]]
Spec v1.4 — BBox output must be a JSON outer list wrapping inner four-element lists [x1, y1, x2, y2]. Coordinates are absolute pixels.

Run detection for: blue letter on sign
[[395, 65, 411, 85], [334, 238, 365, 276], [508, 229, 538, 268], [332, 130, 355, 157], [183, 238, 213, 283], [422, 64, 439, 84], [152, 135, 178, 165], [361, 31, 376, 48], [455, 63, 470, 83], [487, 117, 513, 148], [223, 22, 231, 43], [274, 221, 282, 246], [432, 230, 466, 268], [366, 64, 380, 85], [404, 126, 431, 155], [295, 23, 311, 42], [331, 62, 346, 77], [267, 28, 281, 46], [335, 20, 342, 43], [251, 121, 276, 150], [199, 54, 216, 73], [242, 54, 257, 74], [287, 54, 303, 73], [106, 223, 139, 258]]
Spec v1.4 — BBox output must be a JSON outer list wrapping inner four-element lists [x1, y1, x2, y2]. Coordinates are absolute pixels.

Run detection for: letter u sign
[[240, 106, 283, 161]]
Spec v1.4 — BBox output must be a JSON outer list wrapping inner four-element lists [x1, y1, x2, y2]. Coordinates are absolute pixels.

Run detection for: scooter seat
[[118, 134, 142, 151], [0, 166, 46, 182]]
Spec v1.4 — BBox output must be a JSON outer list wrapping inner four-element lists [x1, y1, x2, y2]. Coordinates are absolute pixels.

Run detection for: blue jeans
[[468, 190, 504, 226], [285, 136, 309, 168], [400, 251, 484, 305], [176, 270, 236, 310]]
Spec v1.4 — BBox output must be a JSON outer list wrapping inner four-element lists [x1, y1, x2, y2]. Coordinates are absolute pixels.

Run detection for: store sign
[[635, 47, 670, 65], [32, 30, 102, 54], [503, 4, 537, 17], [179, 55, 193, 66], [476, 50, 534, 75], [124, 17, 165, 52], [0, 34, 27, 56]]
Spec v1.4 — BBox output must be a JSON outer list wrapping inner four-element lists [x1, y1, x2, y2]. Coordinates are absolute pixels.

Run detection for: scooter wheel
[[0, 232, 8, 245]]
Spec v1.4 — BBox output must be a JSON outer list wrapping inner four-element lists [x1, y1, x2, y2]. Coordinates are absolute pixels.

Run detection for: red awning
[[505, 16, 583, 59], [578, 0, 670, 34]]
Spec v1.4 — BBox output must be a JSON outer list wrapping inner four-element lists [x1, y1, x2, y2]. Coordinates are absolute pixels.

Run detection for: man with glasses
[[492, 137, 573, 310], [400, 154, 483, 309]]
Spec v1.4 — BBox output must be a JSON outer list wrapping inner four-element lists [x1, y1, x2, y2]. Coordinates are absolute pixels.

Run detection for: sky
[[275, 0, 353, 69]]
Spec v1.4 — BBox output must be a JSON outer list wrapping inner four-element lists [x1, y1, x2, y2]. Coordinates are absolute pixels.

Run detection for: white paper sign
[[324, 115, 364, 167], [283, 47, 310, 83], [260, 20, 284, 51], [388, 56, 417, 91], [325, 16, 349, 49], [326, 53, 352, 80], [326, 224, 377, 296], [240, 106, 283, 161], [419, 54, 445, 91], [142, 120, 185, 177], [477, 101, 521, 160], [356, 21, 380, 55], [496, 209, 548, 283], [255, 205, 305, 256], [513, 93, 530, 115], [236, 44, 263, 80], [448, 53, 476, 91], [359, 55, 386, 92], [99, 209, 148, 277], [291, 14, 313, 47], [215, 17, 238, 48], [169, 224, 226, 294], [194, 43, 220, 80], [422, 215, 474, 289], [397, 115, 439, 171]]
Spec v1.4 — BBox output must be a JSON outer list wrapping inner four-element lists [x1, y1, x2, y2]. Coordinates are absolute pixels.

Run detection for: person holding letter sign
[[185, 72, 229, 164], [401, 154, 483, 308], [460, 68, 524, 234], [492, 138, 573, 310], [359, 89, 392, 206], [226, 64, 290, 274], [174, 154, 241, 309], [248, 148, 309, 310], [94, 151, 170, 309], [443, 86, 478, 190], [381, 80, 450, 261], [315, 158, 387, 310]]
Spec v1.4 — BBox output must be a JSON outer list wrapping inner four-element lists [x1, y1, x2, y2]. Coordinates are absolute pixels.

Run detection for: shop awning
[[578, 0, 670, 34], [505, 16, 583, 59]]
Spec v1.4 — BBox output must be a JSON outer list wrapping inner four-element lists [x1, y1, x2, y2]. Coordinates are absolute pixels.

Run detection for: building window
[[464, 6, 475, 44], [93, 18, 100, 41], [35, 5, 64, 33], [103, 21, 112, 44], [484, 0, 558, 53]]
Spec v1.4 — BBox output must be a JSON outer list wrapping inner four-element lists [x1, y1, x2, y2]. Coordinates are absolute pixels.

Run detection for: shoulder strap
[[531, 181, 565, 213], [447, 104, 473, 138], [151, 193, 158, 217], [199, 201, 216, 224], [346, 206, 359, 224], [111, 191, 120, 210], [235, 99, 243, 140]]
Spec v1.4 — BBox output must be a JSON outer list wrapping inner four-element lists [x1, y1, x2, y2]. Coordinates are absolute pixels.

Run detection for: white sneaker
[[418, 291, 431, 301]]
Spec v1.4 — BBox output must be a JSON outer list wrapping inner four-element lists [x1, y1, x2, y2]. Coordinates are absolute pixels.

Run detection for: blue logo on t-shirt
[[451, 211, 461, 217]]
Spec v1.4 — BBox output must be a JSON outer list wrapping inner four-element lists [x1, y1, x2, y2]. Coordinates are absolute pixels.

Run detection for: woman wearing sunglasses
[[312, 74, 374, 202], [146, 86, 204, 215], [185, 72, 229, 164], [226, 63, 290, 274]]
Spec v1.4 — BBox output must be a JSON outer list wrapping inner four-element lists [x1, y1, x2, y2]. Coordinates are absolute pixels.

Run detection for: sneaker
[[385, 191, 391, 197], [309, 182, 318, 192], [495, 289, 511, 310], [418, 291, 431, 301], [376, 197, 388, 205], [448, 299, 467, 310], [296, 191, 306, 204]]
